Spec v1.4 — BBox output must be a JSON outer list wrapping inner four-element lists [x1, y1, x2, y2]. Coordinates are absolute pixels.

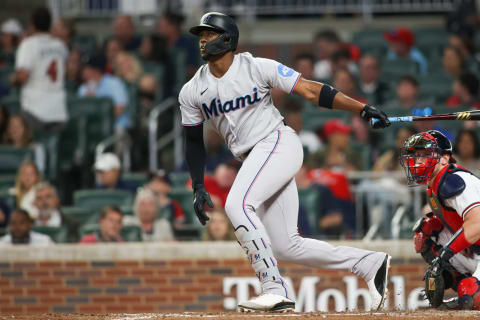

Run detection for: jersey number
[[46, 60, 57, 82]]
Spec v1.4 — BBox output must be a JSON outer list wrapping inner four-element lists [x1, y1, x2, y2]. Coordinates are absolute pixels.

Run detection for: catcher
[[401, 130, 480, 309]]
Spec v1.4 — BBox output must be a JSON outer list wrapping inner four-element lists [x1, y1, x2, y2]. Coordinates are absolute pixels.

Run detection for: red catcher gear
[[413, 215, 443, 264], [457, 277, 480, 310], [400, 130, 452, 185]]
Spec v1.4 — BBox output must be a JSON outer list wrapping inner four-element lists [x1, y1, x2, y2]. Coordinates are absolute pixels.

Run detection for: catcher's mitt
[[423, 262, 455, 307]]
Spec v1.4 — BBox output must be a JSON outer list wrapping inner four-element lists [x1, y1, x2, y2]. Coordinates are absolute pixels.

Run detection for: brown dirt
[[1, 311, 480, 320]]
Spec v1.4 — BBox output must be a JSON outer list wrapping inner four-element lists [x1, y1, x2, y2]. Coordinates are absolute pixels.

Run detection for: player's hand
[[193, 185, 214, 225], [360, 104, 390, 129]]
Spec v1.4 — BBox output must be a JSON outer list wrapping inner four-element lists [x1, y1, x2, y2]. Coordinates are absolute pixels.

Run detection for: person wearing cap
[[78, 52, 132, 134], [10, 7, 68, 133], [94, 152, 137, 193], [0, 18, 23, 65], [384, 27, 428, 76]]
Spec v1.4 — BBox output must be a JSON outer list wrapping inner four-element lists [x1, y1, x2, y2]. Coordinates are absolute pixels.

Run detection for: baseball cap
[[1, 18, 23, 35], [94, 153, 121, 171], [84, 53, 107, 72], [384, 28, 414, 47], [323, 119, 351, 139]]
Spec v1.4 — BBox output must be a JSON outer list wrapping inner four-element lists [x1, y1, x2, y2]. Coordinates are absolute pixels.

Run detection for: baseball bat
[[371, 110, 480, 126]]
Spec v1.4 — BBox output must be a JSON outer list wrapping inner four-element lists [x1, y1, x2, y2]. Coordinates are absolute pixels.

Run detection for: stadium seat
[[168, 188, 195, 224], [0, 94, 20, 115], [170, 172, 190, 188], [0, 146, 34, 175], [419, 74, 453, 103], [79, 223, 142, 242], [62, 206, 99, 225], [141, 61, 166, 102], [0, 175, 15, 192], [351, 29, 388, 57], [169, 48, 187, 96], [0, 65, 14, 87], [73, 189, 133, 210], [0, 191, 15, 211], [302, 108, 350, 132], [71, 34, 97, 56], [122, 172, 148, 189], [33, 226, 69, 243], [298, 188, 320, 229], [120, 205, 134, 216], [381, 59, 418, 81]]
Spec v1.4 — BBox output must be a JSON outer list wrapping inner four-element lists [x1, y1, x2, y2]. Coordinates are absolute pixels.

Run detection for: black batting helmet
[[190, 12, 239, 59]]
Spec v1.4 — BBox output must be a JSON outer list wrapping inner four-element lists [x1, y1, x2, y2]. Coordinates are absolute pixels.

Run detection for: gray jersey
[[178, 52, 301, 157]]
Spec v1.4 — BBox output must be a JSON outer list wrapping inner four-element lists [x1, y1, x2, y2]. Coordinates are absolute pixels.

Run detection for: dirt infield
[[1, 311, 480, 320]]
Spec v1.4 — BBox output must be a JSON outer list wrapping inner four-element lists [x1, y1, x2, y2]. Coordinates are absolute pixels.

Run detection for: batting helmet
[[190, 12, 239, 59]]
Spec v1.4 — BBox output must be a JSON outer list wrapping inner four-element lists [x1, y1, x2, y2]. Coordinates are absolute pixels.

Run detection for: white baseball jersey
[[15, 33, 68, 122], [444, 172, 480, 219], [178, 52, 301, 157]]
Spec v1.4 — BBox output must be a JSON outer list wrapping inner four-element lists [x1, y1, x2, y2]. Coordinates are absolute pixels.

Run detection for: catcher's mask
[[400, 130, 452, 185]]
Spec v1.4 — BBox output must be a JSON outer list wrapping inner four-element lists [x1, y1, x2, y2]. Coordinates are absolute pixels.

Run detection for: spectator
[[445, 72, 480, 108], [32, 182, 62, 226], [10, 7, 68, 133], [442, 46, 466, 78], [124, 188, 174, 242], [114, 51, 143, 84], [448, 33, 480, 73], [453, 129, 480, 173], [384, 28, 428, 75], [2, 114, 33, 147], [0, 18, 23, 65], [313, 30, 341, 80], [65, 48, 83, 92], [284, 109, 322, 155], [112, 15, 141, 52], [156, 12, 200, 78], [13, 161, 42, 217], [358, 54, 390, 105], [385, 75, 423, 110], [0, 209, 53, 245], [309, 119, 361, 171], [105, 38, 122, 74], [78, 52, 132, 145], [202, 208, 235, 241], [294, 53, 315, 81], [0, 200, 10, 229], [373, 126, 417, 173], [94, 152, 137, 193], [51, 18, 75, 48], [79, 205, 124, 243], [146, 170, 185, 230], [0, 104, 10, 142], [138, 33, 169, 65], [330, 49, 358, 79]]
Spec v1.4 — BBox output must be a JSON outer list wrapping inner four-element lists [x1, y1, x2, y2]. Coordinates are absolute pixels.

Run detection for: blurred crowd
[[0, 4, 479, 245]]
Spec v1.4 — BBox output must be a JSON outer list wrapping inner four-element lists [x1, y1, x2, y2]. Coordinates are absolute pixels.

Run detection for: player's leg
[[258, 177, 390, 310], [224, 126, 302, 311]]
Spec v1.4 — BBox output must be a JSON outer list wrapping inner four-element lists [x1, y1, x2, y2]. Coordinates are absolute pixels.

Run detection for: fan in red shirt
[[445, 73, 480, 109]]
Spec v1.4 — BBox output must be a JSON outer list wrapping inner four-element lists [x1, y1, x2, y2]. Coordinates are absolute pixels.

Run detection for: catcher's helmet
[[190, 12, 239, 59], [400, 130, 452, 185]]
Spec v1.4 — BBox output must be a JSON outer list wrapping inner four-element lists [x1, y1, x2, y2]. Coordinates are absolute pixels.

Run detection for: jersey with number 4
[[179, 52, 301, 157], [15, 33, 68, 122]]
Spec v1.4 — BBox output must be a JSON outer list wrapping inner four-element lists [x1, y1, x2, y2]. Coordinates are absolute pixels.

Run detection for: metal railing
[[95, 133, 132, 172], [148, 97, 183, 172]]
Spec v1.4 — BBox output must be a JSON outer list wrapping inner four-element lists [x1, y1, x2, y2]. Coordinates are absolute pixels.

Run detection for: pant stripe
[[242, 130, 281, 230]]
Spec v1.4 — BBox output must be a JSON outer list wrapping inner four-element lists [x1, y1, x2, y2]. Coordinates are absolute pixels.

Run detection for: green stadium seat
[[141, 61, 166, 102], [33, 226, 68, 243], [79, 223, 142, 242], [0, 175, 15, 192], [381, 59, 418, 81], [0, 191, 15, 210], [298, 188, 320, 229], [0, 94, 20, 115], [62, 206, 99, 225], [415, 28, 447, 61], [302, 108, 351, 132], [168, 188, 195, 224], [71, 34, 97, 56], [119, 205, 134, 216], [419, 74, 453, 103], [170, 172, 190, 188], [122, 172, 148, 189], [169, 48, 187, 96], [0, 146, 34, 175], [352, 29, 388, 57], [73, 189, 133, 210]]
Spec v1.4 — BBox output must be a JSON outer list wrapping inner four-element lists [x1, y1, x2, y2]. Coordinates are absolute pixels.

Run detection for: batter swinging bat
[[371, 110, 480, 126]]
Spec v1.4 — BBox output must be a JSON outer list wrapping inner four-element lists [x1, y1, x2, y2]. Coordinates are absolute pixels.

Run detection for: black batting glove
[[360, 104, 390, 129], [193, 185, 214, 225]]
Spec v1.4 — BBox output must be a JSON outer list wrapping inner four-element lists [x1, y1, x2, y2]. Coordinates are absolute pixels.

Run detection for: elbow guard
[[318, 84, 339, 109]]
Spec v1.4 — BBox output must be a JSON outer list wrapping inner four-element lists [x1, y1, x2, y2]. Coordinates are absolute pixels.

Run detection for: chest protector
[[427, 164, 470, 234]]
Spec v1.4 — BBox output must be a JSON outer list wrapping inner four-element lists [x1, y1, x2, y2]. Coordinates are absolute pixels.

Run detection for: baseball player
[[180, 12, 391, 312], [402, 130, 480, 309], [10, 7, 68, 132]]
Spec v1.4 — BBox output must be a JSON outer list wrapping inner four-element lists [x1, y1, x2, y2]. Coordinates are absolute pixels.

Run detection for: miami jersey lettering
[[178, 52, 301, 157]]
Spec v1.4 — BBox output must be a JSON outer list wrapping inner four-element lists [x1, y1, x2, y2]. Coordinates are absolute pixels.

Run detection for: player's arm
[[10, 69, 29, 87], [292, 77, 390, 129], [184, 124, 213, 225]]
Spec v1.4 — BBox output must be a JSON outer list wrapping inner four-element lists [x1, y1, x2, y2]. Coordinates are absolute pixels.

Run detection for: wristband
[[318, 84, 338, 109], [445, 228, 472, 254]]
